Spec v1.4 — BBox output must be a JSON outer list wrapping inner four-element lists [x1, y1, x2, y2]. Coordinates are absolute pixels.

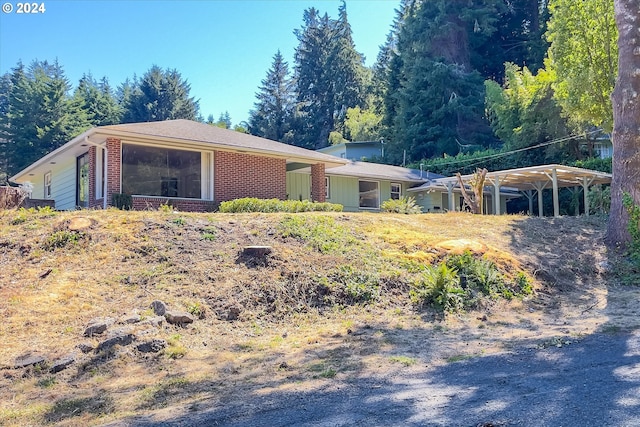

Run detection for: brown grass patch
[[0, 209, 623, 426]]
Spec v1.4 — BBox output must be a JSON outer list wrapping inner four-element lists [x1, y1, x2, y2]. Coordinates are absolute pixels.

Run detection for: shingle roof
[[324, 161, 444, 182], [98, 120, 345, 164], [10, 119, 347, 183]]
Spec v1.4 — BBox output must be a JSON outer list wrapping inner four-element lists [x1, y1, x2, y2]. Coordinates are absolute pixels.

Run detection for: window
[[121, 144, 202, 198], [77, 153, 90, 208], [325, 176, 330, 199], [96, 148, 105, 199], [390, 182, 401, 200], [44, 172, 52, 199], [359, 180, 379, 209]]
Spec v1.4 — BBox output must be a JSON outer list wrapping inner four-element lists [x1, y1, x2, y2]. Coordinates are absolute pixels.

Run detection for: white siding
[[31, 177, 45, 199], [414, 191, 443, 213], [51, 156, 78, 210]]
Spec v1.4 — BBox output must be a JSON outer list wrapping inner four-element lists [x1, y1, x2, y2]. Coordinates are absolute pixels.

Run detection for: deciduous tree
[[546, 0, 618, 131], [607, 0, 640, 247]]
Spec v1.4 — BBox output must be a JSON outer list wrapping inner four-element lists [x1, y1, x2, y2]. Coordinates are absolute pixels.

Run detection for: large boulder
[[96, 327, 135, 351], [136, 339, 167, 353], [83, 317, 115, 337], [164, 311, 195, 325], [49, 353, 76, 373], [119, 314, 141, 324], [14, 353, 46, 369], [150, 300, 168, 316]]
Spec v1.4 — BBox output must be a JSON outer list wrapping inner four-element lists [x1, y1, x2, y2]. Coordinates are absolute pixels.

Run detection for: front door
[[76, 153, 89, 208]]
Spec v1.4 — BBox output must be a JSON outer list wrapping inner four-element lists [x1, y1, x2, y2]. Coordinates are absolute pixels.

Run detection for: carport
[[436, 164, 612, 217]]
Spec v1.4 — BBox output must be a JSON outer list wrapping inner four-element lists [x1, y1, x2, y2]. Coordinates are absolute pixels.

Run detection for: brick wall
[[310, 163, 326, 202], [131, 196, 216, 212], [88, 146, 103, 209], [214, 151, 286, 202], [106, 138, 121, 206], [103, 143, 289, 211]]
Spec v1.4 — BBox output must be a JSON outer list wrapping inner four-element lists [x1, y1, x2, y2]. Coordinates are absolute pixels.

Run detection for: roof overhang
[[9, 129, 104, 184], [407, 181, 520, 198], [10, 125, 348, 184]]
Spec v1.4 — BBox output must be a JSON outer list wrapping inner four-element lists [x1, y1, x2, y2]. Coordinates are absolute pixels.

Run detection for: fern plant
[[381, 196, 422, 214], [411, 263, 464, 312]]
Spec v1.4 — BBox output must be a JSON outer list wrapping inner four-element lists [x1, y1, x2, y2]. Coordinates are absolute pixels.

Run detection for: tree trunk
[[607, 0, 640, 247]]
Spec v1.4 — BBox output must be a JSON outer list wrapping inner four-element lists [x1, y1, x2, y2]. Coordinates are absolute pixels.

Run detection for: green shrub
[[331, 265, 380, 304], [10, 206, 57, 225], [411, 263, 464, 312], [186, 301, 205, 319], [171, 217, 186, 226], [278, 215, 356, 253], [381, 196, 422, 214], [42, 230, 83, 251], [589, 185, 611, 215], [218, 198, 343, 213], [447, 251, 532, 302], [514, 272, 533, 295], [111, 193, 132, 210]]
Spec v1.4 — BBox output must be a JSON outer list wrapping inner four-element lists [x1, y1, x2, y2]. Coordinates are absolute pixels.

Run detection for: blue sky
[[0, 0, 399, 125]]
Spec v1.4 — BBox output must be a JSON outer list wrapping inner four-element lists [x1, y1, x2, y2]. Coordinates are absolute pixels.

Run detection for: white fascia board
[[9, 128, 100, 183]]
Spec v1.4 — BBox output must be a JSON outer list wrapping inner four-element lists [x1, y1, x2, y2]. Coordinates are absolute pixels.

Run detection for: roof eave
[[93, 128, 348, 168], [9, 128, 98, 183]]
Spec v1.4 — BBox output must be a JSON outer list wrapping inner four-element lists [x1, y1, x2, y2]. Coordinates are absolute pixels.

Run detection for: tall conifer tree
[[122, 65, 199, 123], [293, 3, 368, 149], [248, 51, 294, 142], [3, 60, 90, 175]]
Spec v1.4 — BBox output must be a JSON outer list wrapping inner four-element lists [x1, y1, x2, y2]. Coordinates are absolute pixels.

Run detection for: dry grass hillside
[[0, 208, 633, 426]]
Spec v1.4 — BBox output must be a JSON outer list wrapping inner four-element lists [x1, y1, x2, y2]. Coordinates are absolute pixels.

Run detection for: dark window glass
[[122, 144, 201, 198], [359, 180, 379, 208]]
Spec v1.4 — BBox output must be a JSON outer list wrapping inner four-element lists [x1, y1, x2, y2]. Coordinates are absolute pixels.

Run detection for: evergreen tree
[[248, 50, 294, 142], [214, 111, 232, 129], [471, 0, 550, 80], [0, 73, 11, 182], [122, 65, 199, 123], [74, 74, 122, 126], [293, 3, 369, 149], [3, 60, 90, 175], [606, 0, 640, 247], [387, 0, 497, 163]]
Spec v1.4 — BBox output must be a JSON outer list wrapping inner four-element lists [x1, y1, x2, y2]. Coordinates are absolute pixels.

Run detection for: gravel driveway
[[104, 330, 640, 427]]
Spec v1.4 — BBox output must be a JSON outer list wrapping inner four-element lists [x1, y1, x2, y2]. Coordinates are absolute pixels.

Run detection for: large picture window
[[122, 144, 202, 199], [359, 180, 379, 209]]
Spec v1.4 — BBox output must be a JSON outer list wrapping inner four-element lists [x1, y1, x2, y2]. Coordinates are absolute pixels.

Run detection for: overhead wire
[[428, 129, 603, 170]]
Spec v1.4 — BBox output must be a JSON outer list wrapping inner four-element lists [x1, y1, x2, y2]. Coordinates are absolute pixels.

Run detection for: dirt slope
[[0, 209, 634, 426]]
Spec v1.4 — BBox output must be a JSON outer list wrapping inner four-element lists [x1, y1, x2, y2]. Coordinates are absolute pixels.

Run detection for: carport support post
[[552, 168, 560, 217], [581, 176, 594, 217], [522, 190, 534, 216], [532, 181, 547, 217], [488, 176, 502, 215], [445, 182, 455, 212]]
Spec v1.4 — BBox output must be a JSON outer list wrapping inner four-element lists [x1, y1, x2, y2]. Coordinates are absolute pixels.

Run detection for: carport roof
[[434, 164, 612, 190]]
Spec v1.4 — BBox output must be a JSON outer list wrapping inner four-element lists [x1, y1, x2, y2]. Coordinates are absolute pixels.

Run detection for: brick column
[[106, 138, 121, 207], [310, 163, 326, 203]]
